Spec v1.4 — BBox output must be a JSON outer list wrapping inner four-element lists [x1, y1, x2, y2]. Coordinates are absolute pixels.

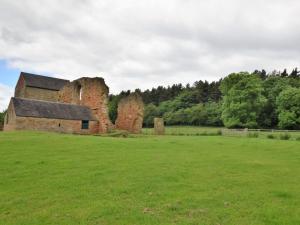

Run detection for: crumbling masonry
[[4, 72, 144, 134], [115, 93, 144, 134], [58, 77, 113, 133]]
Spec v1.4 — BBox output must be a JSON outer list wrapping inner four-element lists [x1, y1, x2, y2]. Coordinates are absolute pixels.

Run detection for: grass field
[[142, 126, 222, 135], [143, 126, 300, 140], [1, 132, 300, 225]]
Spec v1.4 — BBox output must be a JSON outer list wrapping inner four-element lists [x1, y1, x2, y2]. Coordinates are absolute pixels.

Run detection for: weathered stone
[[5, 116, 98, 134], [58, 77, 113, 133], [15, 75, 61, 102], [154, 118, 165, 135], [5, 72, 154, 135], [3, 98, 98, 134], [115, 93, 144, 133], [14, 72, 69, 102]]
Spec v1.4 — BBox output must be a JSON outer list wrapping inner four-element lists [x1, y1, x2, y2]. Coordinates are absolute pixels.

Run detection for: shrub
[[267, 134, 275, 139], [201, 131, 208, 136], [279, 133, 291, 140], [248, 132, 259, 138], [296, 137, 300, 141], [217, 129, 222, 136]]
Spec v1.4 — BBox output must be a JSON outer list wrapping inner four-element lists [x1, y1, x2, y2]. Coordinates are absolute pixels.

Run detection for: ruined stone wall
[[3, 101, 17, 131], [58, 80, 81, 105], [115, 93, 144, 133], [59, 77, 112, 133], [10, 116, 98, 134]]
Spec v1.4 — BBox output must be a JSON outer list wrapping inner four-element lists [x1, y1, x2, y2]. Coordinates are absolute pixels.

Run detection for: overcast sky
[[1, 0, 300, 110]]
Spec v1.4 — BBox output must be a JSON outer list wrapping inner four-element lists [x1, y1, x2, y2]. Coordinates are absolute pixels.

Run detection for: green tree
[[259, 76, 291, 128], [187, 104, 207, 125], [0, 110, 7, 126], [143, 103, 159, 127], [221, 72, 267, 128], [205, 102, 223, 126], [276, 87, 300, 129]]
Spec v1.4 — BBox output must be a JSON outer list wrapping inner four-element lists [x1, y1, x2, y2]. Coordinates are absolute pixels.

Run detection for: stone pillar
[[115, 93, 144, 133], [154, 118, 165, 135]]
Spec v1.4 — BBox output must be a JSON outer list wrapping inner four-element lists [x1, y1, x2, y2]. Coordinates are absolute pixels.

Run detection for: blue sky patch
[[0, 60, 20, 87]]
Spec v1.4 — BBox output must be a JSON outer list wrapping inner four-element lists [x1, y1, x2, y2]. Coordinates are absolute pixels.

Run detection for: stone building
[[4, 98, 98, 134], [4, 72, 144, 134], [15, 72, 69, 102], [4, 72, 110, 134]]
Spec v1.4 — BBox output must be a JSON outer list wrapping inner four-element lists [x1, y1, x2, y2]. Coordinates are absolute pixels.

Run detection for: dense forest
[[109, 68, 300, 130]]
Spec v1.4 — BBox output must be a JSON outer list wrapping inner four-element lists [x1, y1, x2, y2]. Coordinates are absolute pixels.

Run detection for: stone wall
[[14, 75, 26, 98], [59, 77, 112, 133], [7, 116, 98, 134], [4, 98, 98, 134], [24, 87, 59, 102], [58, 80, 81, 105], [15, 75, 59, 102], [115, 93, 144, 133], [3, 101, 16, 131]]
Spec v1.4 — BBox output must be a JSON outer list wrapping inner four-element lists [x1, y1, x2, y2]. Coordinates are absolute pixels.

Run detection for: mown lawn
[[142, 126, 222, 135], [143, 126, 300, 140], [0, 132, 300, 225]]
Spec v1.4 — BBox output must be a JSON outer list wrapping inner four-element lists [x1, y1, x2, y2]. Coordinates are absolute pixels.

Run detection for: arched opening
[[75, 83, 82, 102], [79, 86, 82, 101]]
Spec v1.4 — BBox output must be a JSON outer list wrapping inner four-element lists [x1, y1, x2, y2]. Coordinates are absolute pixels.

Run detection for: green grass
[[0, 132, 300, 225], [143, 126, 222, 136], [143, 126, 300, 140]]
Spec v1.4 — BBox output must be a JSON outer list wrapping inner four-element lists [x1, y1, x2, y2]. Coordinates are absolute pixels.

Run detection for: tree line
[[109, 68, 300, 130]]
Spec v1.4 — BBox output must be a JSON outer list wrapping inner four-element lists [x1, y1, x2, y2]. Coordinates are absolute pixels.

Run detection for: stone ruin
[[59, 77, 145, 134], [154, 118, 165, 135], [4, 72, 145, 134], [59, 77, 113, 133], [115, 93, 144, 134]]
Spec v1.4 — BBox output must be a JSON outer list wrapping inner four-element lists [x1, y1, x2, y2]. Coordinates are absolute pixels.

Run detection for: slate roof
[[12, 97, 97, 121], [21, 72, 69, 91]]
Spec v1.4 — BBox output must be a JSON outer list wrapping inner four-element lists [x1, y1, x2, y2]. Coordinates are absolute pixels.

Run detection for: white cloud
[[0, 0, 300, 97], [0, 83, 13, 111]]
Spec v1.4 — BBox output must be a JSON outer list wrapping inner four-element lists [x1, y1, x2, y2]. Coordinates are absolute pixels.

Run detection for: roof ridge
[[21, 72, 70, 82]]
